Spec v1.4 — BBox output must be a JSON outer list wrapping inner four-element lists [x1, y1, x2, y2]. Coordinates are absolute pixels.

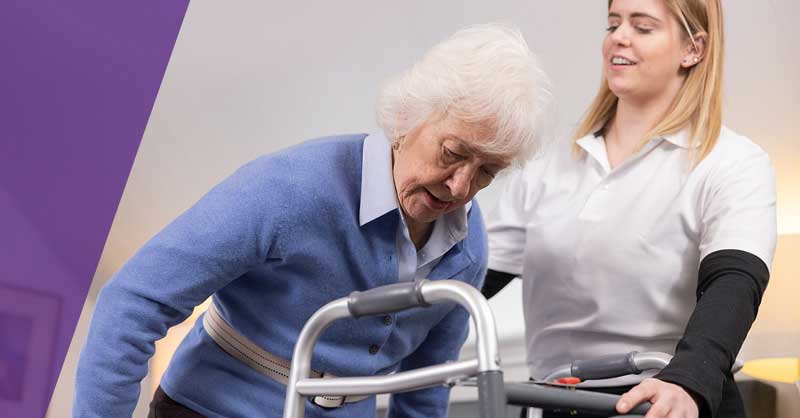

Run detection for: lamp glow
[[741, 358, 800, 384]]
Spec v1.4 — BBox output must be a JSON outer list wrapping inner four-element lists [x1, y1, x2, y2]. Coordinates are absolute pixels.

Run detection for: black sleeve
[[654, 249, 770, 418], [481, 269, 518, 299]]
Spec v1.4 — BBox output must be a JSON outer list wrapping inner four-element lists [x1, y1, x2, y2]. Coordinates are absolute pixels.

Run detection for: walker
[[282, 279, 653, 418]]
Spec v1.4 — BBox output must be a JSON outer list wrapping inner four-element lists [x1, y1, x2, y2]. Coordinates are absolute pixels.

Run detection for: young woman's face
[[603, 0, 694, 104]]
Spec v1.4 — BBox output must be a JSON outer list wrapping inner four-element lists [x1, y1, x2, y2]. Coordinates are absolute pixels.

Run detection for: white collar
[[576, 127, 698, 150], [359, 131, 399, 226], [661, 129, 698, 149]]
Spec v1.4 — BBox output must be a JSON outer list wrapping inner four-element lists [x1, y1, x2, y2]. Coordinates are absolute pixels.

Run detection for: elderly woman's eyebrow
[[444, 136, 475, 152], [445, 136, 509, 164], [473, 147, 512, 166]]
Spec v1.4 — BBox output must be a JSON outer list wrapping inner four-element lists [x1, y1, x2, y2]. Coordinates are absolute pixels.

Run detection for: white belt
[[202, 302, 369, 408]]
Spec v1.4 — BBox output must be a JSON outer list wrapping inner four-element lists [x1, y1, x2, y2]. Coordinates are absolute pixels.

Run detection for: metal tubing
[[630, 352, 672, 372], [541, 365, 573, 382], [295, 359, 479, 396], [283, 298, 351, 418], [283, 280, 501, 418], [420, 280, 501, 373]]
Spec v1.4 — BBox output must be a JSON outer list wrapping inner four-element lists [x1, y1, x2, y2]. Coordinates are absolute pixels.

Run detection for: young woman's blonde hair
[[573, 0, 724, 166]]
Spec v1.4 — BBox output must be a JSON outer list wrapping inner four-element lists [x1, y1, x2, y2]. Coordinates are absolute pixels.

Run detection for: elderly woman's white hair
[[376, 22, 552, 167]]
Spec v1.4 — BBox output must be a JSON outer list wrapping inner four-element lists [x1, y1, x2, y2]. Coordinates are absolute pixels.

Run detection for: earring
[[693, 57, 699, 63]]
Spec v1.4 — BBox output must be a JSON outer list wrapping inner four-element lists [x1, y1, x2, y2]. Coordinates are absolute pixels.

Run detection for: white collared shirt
[[360, 132, 469, 281], [487, 126, 776, 382]]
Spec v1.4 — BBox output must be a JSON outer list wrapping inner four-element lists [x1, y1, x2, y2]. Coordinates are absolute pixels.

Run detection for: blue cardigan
[[74, 134, 489, 418]]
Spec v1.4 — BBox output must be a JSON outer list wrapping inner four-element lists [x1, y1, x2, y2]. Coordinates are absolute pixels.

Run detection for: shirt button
[[382, 315, 393, 326], [369, 344, 380, 355]]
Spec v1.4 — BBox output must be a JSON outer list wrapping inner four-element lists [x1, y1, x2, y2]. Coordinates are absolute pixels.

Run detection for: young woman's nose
[[610, 23, 633, 47]]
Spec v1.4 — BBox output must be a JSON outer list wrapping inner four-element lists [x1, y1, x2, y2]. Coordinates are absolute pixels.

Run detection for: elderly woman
[[74, 23, 550, 418]]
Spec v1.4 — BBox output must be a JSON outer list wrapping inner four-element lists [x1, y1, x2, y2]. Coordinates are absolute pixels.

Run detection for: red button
[[555, 377, 581, 385]]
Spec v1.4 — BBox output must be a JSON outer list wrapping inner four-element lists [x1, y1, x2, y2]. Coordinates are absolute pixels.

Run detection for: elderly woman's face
[[392, 114, 510, 227]]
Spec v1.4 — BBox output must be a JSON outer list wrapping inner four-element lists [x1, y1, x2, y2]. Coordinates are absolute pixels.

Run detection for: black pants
[[148, 386, 206, 418]]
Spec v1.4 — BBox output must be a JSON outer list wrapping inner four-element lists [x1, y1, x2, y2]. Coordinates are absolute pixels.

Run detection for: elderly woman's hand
[[616, 378, 699, 418]]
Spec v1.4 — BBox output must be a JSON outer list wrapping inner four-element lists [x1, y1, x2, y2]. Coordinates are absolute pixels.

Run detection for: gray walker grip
[[347, 280, 429, 318], [571, 352, 639, 380], [477, 371, 506, 418]]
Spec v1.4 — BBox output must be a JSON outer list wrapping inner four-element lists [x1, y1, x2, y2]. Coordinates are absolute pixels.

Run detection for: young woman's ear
[[681, 32, 707, 68]]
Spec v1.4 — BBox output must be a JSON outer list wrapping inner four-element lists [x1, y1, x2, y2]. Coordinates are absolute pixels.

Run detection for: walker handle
[[571, 352, 640, 380], [347, 280, 429, 318]]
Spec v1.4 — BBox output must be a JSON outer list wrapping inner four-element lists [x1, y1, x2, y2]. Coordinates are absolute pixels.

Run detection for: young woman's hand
[[616, 378, 699, 418]]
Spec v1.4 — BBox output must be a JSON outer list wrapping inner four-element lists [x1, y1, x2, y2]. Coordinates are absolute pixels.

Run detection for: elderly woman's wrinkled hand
[[616, 378, 699, 418]]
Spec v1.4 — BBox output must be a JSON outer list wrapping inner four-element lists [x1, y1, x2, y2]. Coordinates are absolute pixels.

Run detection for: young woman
[[484, 1, 775, 417]]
